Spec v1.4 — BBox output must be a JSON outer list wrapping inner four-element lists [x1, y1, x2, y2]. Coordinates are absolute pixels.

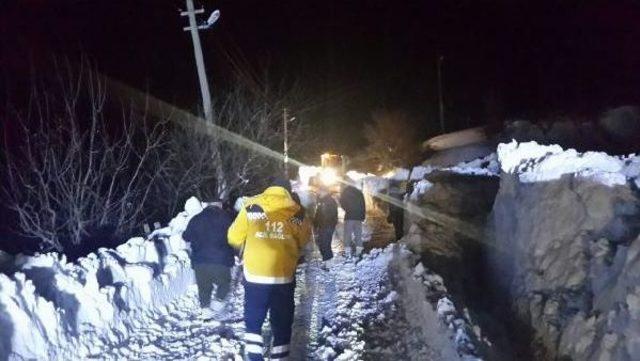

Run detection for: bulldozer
[[307, 153, 348, 193]]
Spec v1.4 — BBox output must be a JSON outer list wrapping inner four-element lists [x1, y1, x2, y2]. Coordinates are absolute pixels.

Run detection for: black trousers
[[193, 262, 232, 307], [315, 226, 335, 261]]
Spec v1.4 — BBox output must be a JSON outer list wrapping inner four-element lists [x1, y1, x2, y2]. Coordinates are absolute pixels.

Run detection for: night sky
[[2, 0, 640, 152]]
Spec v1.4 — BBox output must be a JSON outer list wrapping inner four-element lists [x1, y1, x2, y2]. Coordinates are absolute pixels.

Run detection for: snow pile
[[497, 140, 640, 186], [384, 166, 434, 181], [95, 278, 245, 360], [0, 197, 203, 360], [411, 165, 435, 179], [410, 179, 434, 200], [384, 153, 499, 184], [445, 153, 499, 177]]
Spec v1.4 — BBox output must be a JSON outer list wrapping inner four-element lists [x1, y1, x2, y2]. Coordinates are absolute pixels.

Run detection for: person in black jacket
[[386, 183, 406, 241], [183, 202, 235, 316], [314, 188, 338, 267], [339, 182, 366, 256]]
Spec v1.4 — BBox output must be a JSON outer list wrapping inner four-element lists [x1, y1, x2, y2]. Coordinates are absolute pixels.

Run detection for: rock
[[490, 168, 640, 360], [599, 106, 640, 142], [546, 120, 578, 147], [500, 120, 545, 144]]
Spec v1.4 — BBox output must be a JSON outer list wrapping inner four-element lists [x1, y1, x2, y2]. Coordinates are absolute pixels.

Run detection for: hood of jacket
[[246, 186, 300, 216]]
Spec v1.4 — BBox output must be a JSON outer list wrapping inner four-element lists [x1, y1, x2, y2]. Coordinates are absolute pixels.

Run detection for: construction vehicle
[[303, 153, 348, 193]]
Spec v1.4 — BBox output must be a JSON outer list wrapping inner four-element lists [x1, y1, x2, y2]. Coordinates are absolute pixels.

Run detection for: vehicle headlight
[[320, 168, 339, 186]]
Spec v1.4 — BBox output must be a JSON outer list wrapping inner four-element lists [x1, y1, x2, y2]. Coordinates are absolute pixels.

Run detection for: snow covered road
[[1, 196, 483, 360], [92, 246, 472, 360]]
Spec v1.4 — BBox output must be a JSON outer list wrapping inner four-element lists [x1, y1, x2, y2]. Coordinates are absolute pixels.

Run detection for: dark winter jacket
[[339, 186, 366, 221], [183, 205, 235, 267], [314, 194, 338, 229]]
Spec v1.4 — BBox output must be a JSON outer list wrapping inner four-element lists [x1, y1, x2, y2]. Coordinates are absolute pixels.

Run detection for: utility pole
[[437, 55, 445, 133], [283, 107, 290, 178], [181, 0, 216, 123]]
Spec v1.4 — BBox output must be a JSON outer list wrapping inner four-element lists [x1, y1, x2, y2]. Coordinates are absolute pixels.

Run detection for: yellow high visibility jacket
[[228, 186, 311, 284]]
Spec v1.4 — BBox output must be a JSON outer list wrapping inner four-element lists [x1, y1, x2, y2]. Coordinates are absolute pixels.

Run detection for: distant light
[[320, 168, 339, 186]]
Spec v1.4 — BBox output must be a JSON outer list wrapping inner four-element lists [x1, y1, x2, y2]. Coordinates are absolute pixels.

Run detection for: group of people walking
[[182, 176, 366, 360]]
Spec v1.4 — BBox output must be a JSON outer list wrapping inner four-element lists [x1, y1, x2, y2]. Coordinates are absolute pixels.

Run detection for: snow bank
[[0, 197, 203, 360], [497, 140, 640, 186], [384, 153, 499, 184]]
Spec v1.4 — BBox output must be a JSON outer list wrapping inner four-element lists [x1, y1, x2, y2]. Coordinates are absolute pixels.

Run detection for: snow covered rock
[[445, 153, 499, 177], [497, 140, 640, 186], [409, 179, 434, 201], [491, 145, 640, 360], [384, 153, 499, 186]]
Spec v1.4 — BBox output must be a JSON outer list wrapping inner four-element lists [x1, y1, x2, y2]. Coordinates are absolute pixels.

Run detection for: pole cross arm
[[183, 25, 211, 31], [180, 8, 204, 16]]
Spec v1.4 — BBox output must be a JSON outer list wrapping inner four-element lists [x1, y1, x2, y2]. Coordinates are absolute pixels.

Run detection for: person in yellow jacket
[[228, 177, 311, 361]]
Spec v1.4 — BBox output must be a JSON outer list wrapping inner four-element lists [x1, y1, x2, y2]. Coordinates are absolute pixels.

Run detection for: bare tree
[[1, 60, 313, 250], [2, 62, 169, 251], [151, 77, 308, 217], [151, 121, 219, 217], [359, 110, 423, 173], [213, 80, 300, 197]]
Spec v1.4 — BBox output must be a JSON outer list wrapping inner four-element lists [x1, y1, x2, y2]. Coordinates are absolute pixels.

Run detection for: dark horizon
[[3, 0, 640, 153]]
